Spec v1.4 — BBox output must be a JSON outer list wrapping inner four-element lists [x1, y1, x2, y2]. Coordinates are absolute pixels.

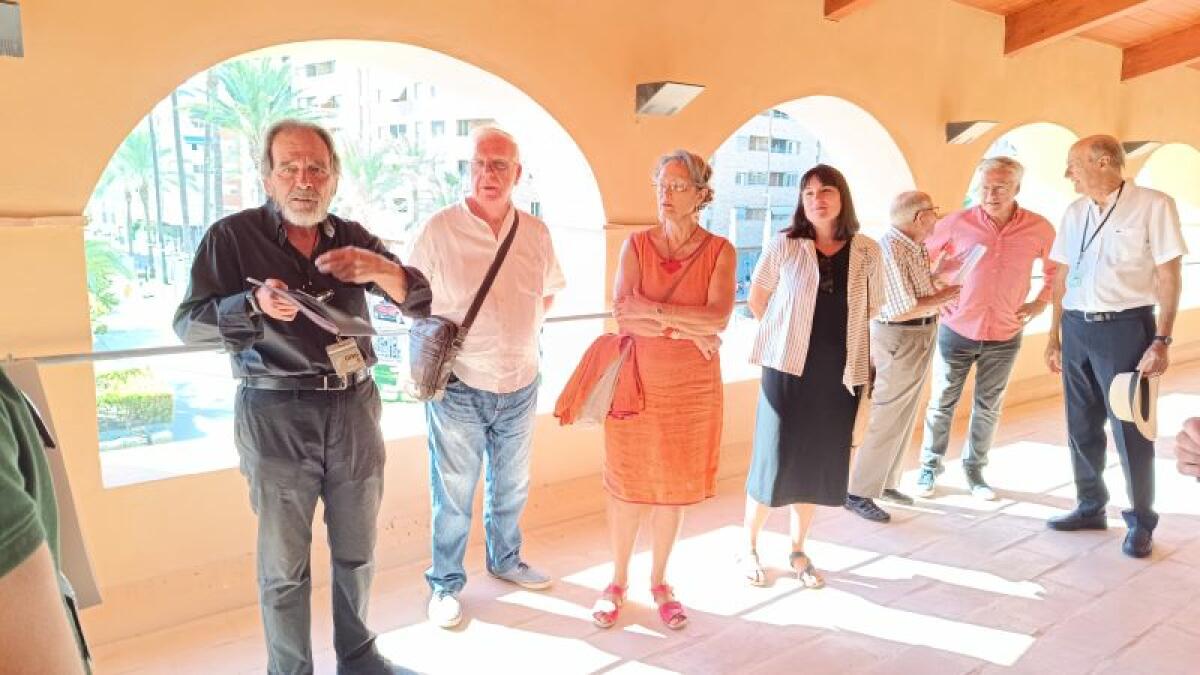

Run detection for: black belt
[[241, 368, 371, 391], [1065, 306, 1153, 323], [877, 315, 938, 327]]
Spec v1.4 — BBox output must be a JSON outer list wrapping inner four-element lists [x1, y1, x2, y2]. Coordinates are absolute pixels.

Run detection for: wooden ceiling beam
[[824, 0, 874, 22], [1122, 22, 1200, 80], [1004, 0, 1151, 56]]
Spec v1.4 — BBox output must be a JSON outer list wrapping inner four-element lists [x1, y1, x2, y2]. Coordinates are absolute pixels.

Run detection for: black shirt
[[173, 203, 432, 379]]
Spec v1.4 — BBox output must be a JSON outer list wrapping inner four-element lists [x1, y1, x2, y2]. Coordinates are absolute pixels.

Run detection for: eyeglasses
[[818, 254, 834, 294], [471, 159, 514, 174], [980, 184, 1013, 195], [298, 281, 334, 304], [914, 206, 941, 221], [653, 179, 695, 194]]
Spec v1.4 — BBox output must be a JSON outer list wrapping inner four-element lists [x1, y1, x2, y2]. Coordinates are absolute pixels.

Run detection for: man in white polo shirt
[[1045, 134, 1186, 558], [408, 126, 565, 627]]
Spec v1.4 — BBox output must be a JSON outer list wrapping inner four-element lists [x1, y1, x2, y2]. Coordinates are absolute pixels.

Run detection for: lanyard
[[1075, 181, 1125, 265], [279, 221, 336, 302]]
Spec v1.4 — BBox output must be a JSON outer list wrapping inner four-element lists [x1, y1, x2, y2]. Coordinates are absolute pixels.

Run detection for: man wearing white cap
[[1045, 135, 1187, 558]]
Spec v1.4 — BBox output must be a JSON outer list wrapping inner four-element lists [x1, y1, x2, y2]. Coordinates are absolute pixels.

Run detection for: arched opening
[[705, 96, 915, 381], [1136, 142, 1200, 257], [84, 40, 606, 486], [965, 122, 1078, 226], [1136, 142, 1200, 308]]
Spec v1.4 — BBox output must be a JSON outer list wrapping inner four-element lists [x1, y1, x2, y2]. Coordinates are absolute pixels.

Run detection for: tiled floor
[[93, 361, 1200, 674]]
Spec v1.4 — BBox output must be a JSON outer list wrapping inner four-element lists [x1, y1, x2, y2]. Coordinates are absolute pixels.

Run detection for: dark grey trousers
[[1061, 308, 1159, 531], [234, 380, 388, 675]]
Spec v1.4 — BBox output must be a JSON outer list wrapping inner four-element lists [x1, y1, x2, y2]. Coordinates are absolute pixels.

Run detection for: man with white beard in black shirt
[[175, 119, 430, 675]]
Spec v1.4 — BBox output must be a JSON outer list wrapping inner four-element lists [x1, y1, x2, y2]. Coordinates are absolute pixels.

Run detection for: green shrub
[[372, 363, 398, 387], [372, 363, 421, 404], [96, 368, 174, 436]]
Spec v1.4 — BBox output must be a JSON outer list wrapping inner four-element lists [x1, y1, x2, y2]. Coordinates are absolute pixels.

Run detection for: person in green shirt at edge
[[0, 369, 90, 673]]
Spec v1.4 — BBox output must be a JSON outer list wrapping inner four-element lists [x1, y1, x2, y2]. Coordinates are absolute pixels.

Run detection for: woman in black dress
[[740, 164, 882, 587]]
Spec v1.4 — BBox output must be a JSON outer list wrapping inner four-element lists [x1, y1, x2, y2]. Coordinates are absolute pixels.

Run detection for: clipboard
[[246, 278, 377, 337]]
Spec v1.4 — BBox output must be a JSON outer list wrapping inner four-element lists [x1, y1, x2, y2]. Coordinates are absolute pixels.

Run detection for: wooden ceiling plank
[[1122, 21, 1200, 79], [824, 0, 874, 21], [1004, 0, 1154, 55]]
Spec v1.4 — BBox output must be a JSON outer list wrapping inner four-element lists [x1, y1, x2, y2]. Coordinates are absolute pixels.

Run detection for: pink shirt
[[925, 205, 1057, 342]]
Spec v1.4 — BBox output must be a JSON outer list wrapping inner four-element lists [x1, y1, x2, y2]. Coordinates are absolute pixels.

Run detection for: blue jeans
[[234, 381, 388, 675], [920, 325, 1022, 473], [425, 377, 538, 595]]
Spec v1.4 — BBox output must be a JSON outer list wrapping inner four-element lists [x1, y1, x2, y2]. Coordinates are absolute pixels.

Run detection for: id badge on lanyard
[[326, 337, 366, 376], [1071, 182, 1125, 290]]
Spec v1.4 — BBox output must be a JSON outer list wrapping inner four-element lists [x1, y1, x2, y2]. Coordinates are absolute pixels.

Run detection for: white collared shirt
[[408, 200, 566, 393], [1049, 181, 1187, 312]]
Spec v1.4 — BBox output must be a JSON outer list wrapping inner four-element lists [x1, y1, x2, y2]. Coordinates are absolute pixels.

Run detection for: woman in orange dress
[[591, 150, 736, 630]]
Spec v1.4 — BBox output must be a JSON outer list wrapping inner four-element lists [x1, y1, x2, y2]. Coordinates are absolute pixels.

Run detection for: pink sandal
[[650, 584, 689, 630], [592, 583, 626, 628]]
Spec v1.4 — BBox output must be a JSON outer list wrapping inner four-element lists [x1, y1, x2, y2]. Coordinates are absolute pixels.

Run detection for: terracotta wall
[[1, 0, 1197, 644]]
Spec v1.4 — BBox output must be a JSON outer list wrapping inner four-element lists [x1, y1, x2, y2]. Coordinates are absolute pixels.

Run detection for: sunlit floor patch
[[621, 623, 666, 638], [850, 555, 1045, 599], [375, 619, 622, 674], [604, 662, 680, 674], [498, 589, 596, 622], [742, 587, 1035, 665], [563, 527, 882, 618]]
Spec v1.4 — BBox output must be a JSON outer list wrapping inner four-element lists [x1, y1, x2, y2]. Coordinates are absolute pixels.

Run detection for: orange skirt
[[603, 335, 723, 505]]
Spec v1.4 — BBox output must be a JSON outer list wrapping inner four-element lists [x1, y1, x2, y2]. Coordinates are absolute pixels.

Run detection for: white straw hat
[[1108, 372, 1159, 441]]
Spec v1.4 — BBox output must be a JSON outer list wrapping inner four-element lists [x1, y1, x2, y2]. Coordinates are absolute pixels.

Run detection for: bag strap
[[458, 211, 520, 338]]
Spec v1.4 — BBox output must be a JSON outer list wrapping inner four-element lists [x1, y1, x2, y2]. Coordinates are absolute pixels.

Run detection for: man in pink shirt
[[917, 157, 1058, 499]]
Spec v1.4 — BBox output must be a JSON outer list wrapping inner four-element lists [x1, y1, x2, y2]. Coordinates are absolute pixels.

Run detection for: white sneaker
[[970, 483, 998, 501], [915, 468, 937, 498], [965, 468, 997, 501], [427, 592, 462, 629]]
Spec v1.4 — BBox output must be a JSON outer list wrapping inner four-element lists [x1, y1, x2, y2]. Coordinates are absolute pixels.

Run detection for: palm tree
[[392, 135, 463, 231], [95, 120, 182, 280], [170, 90, 195, 252], [427, 168, 462, 211], [189, 57, 312, 203], [339, 141, 405, 221], [84, 239, 133, 334], [147, 114, 168, 283], [102, 127, 156, 263], [200, 71, 216, 226]]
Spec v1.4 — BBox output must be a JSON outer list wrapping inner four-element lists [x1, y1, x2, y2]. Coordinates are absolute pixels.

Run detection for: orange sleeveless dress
[[603, 230, 727, 505]]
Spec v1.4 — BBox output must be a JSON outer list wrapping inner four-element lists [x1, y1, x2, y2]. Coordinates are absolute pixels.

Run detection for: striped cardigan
[[749, 232, 883, 392]]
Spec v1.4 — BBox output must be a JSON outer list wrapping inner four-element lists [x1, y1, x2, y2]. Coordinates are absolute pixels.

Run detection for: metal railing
[[25, 304, 750, 366], [23, 257, 1200, 367]]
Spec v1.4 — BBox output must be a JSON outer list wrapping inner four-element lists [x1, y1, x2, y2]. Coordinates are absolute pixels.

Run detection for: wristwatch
[[245, 290, 263, 317], [1153, 335, 1173, 346]]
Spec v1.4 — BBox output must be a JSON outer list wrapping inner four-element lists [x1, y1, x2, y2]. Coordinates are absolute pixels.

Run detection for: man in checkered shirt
[[844, 191, 960, 522]]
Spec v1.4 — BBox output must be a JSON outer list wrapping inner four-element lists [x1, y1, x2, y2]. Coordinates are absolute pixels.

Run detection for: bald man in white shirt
[[408, 127, 566, 628], [1044, 134, 1186, 558]]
